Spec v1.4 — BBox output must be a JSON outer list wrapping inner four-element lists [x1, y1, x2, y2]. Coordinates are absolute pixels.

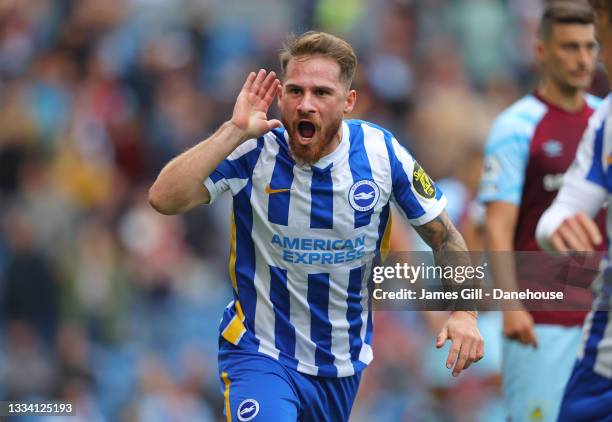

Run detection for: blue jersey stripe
[[310, 165, 334, 229], [348, 123, 374, 228], [267, 149, 295, 226], [435, 182, 444, 201], [383, 134, 427, 220], [583, 310, 609, 370], [347, 266, 364, 367], [232, 185, 259, 347], [364, 203, 391, 347], [587, 122, 606, 187], [269, 265, 298, 369], [210, 137, 265, 183], [307, 273, 336, 376]]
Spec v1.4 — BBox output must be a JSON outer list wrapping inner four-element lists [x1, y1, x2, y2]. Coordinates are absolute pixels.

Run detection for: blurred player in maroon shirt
[[479, 2, 605, 421]]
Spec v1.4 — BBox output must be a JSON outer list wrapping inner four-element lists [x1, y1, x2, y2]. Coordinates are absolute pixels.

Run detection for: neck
[[319, 124, 343, 157], [538, 79, 584, 112]]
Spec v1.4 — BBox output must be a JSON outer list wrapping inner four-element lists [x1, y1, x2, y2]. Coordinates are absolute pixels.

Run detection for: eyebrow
[[285, 83, 336, 92]]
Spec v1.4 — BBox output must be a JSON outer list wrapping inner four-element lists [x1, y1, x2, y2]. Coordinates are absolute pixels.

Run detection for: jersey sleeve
[[568, 107, 608, 190], [536, 102, 610, 250], [586, 93, 603, 110], [388, 137, 447, 225], [203, 137, 264, 204], [478, 115, 531, 206]]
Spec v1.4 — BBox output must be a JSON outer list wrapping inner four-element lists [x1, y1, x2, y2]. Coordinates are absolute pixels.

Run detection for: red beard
[[283, 117, 342, 165]]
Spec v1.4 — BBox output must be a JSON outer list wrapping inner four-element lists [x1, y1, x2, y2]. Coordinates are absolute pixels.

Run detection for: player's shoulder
[[589, 94, 612, 127], [493, 94, 548, 131], [227, 137, 265, 160], [345, 118, 399, 148], [344, 119, 409, 159], [585, 93, 603, 110], [485, 95, 546, 150], [576, 95, 612, 145], [244, 127, 290, 156], [346, 118, 392, 135]]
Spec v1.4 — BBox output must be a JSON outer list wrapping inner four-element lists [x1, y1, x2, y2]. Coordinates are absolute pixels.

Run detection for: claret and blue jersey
[[479, 92, 604, 327], [204, 119, 446, 378]]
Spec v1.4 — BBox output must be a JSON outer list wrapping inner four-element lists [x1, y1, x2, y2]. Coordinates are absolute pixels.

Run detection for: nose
[[297, 92, 316, 114], [577, 46, 592, 68]]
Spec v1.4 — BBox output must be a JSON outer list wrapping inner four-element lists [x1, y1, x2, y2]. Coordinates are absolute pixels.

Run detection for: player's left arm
[[414, 211, 485, 377]]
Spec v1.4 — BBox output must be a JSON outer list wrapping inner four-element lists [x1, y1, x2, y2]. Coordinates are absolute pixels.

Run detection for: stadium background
[[0, 0, 608, 421]]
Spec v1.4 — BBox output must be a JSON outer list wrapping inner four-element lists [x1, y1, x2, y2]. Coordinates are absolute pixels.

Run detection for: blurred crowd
[[0, 0, 606, 421]]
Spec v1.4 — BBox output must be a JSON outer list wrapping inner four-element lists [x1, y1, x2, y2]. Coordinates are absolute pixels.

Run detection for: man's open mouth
[[298, 121, 316, 139]]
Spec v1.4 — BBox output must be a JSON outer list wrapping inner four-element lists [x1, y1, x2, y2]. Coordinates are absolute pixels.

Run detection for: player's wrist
[[223, 120, 251, 145]]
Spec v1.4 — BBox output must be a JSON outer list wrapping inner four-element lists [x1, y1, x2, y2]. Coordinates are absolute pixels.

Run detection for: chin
[[288, 135, 326, 165], [290, 143, 322, 165]]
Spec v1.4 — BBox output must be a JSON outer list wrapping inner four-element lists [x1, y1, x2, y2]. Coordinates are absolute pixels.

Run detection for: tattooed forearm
[[414, 211, 473, 293], [414, 211, 469, 254]]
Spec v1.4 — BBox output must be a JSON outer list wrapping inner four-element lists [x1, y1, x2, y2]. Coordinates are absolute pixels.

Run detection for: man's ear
[[535, 38, 546, 63], [277, 84, 283, 108], [344, 89, 357, 114]]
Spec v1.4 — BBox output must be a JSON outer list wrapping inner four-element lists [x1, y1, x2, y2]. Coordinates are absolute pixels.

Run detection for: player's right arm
[[536, 105, 608, 252], [479, 113, 537, 347], [148, 70, 281, 215]]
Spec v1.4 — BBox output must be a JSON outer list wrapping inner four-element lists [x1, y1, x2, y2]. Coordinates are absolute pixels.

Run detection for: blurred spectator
[[3, 321, 56, 400]]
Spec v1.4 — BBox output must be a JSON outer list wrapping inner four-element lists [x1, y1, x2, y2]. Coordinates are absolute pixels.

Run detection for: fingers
[[246, 69, 267, 101], [565, 216, 593, 251], [551, 232, 569, 253], [246, 70, 280, 111], [519, 325, 538, 348], [258, 71, 277, 97], [468, 336, 481, 367], [263, 78, 280, 107], [450, 333, 484, 376], [440, 313, 485, 377], [554, 214, 602, 253], [252, 69, 267, 92], [506, 326, 538, 347], [557, 220, 589, 251], [476, 336, 485, 361], [449, 336, 469, 377], [436, 326, 448, 349], [446, 338, 461, 373], [576, 213, 602, 246], [242, 71, 257, 92], [266, 119, 282, 130], [503, 311, 537, 347], [251, 70, 276, 98]]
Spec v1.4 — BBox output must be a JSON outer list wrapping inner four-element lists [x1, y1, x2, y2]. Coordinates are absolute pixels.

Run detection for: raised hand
[[230, 69, 282, 142]]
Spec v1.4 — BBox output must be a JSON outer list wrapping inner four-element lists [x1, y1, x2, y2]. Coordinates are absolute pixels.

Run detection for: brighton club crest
[[348, 180, 380, 212]]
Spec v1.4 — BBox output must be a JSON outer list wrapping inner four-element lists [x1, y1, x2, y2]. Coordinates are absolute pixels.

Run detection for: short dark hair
[[539, 1, 595, 41], [279, 31, 357, 88]]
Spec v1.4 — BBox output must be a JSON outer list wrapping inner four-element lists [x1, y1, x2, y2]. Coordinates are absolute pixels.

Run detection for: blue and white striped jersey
[[204, 119, 447, 377], [538, 95, 612, 378]]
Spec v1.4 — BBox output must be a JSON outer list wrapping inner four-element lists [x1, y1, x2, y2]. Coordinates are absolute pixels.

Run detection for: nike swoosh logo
[[265, 184, 292, 194]]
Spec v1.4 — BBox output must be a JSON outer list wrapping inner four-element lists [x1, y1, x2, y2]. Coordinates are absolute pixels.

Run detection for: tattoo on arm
[[414, 211, 468, 255], [414, 211, 474, 306]]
